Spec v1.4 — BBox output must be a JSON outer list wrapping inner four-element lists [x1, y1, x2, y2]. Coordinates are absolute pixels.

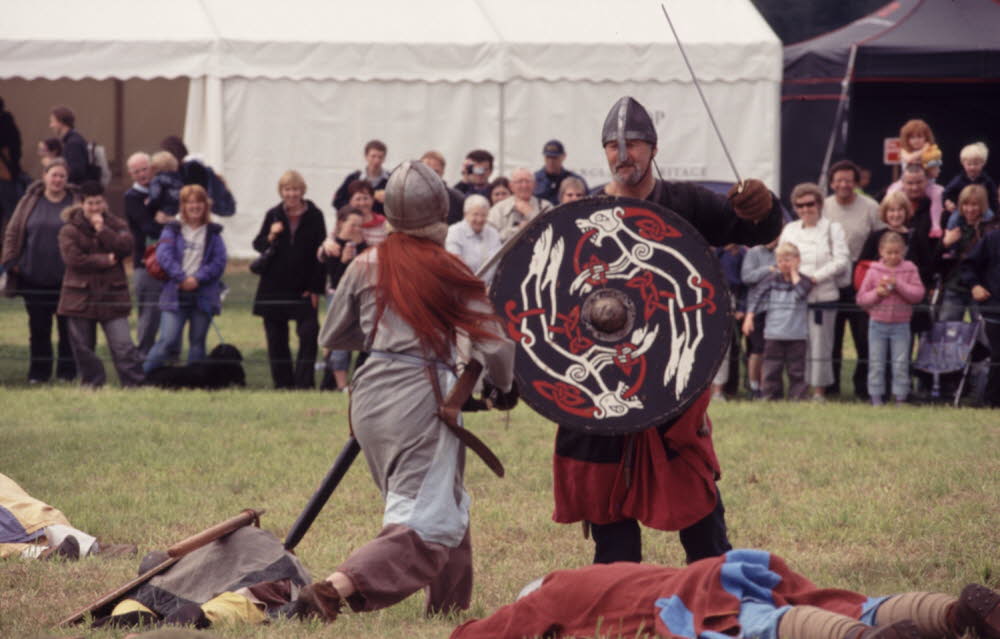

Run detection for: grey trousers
[[762, 339, 808, 400], [806, 308, 837, 387], [133, 267, 165, 358], [66, 316, 145, 387]]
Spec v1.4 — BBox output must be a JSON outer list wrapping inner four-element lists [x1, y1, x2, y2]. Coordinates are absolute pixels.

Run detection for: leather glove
[[727, 179, 773, 222], [461, 395, 490, 412], [484, 380, 519, 411]]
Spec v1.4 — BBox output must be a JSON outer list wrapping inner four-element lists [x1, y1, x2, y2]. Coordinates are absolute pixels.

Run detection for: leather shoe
[[293, 580, 342, 622], [951, 584, 1000, 639]]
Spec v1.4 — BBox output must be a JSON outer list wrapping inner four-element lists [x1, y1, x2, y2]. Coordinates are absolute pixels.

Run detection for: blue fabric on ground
[[742, 600, 792, 639], [656, 595, 697, 639], [0, 504, 41, 543], [861, 596, 890, 625], [658, 549, 789, 639], [720, 549, 781, 603]]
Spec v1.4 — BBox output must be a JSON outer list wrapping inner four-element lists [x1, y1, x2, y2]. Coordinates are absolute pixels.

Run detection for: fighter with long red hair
[[307, 160, 516, 622]]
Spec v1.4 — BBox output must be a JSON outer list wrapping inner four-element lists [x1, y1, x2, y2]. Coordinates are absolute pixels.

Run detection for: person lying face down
[[450, 549, 1000, 639]]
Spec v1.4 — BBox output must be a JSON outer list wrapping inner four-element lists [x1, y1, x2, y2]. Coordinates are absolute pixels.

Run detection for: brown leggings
[[337, 523, 472, 616]]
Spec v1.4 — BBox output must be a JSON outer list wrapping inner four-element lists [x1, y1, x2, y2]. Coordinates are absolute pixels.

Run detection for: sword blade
[[660, 3, 743, 188], [283, 437, 361, 550]]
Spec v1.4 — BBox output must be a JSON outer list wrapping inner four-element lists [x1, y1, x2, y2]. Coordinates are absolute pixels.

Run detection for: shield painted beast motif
[[490, 196, 731, 434]]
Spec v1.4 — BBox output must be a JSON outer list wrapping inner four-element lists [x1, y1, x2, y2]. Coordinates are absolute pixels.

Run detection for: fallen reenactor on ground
[[450, 549, 1000, 639], [122, 630, 220, 639], [0, 472, 135, 561], [87, 524, 310, 630]]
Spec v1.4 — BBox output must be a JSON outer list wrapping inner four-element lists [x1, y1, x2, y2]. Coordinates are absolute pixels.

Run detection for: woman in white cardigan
[[779, 183, 850, 401]]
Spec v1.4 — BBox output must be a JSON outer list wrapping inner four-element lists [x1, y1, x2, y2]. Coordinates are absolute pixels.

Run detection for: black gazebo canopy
[[781, 0, 1000, 200]]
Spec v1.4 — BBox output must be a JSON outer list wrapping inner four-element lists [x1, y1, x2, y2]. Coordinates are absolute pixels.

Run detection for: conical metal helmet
[[601, 96, 658, 159], [383, 160, 449, 231]]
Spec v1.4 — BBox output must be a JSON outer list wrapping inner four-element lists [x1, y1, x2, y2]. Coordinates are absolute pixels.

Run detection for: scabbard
[[431, 359, 506, 478], [438, 359, 484, 428], [439, 414, 506, 478]]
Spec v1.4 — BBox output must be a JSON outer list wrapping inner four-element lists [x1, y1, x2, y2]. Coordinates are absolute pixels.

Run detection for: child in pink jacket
[[857, 232, 926, 405]]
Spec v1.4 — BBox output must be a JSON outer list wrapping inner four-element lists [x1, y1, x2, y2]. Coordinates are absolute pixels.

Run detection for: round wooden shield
[[490, 196, 732, 434]]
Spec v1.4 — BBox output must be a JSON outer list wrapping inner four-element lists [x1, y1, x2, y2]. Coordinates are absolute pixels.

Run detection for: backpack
[[204, 165, 236, 216], [143, 241, 168, 281], [86, 141, 111, 187], [179, 158, 237, 216]]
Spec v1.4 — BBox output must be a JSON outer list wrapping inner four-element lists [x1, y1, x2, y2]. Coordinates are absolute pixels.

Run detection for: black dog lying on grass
[[144, 343, 246, 390]]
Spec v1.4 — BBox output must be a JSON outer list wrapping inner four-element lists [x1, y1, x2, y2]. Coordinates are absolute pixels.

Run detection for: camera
[[464, 163, 486, 177]]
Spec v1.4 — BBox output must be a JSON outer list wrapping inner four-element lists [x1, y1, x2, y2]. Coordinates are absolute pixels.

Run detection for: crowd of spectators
[[724, 124, 999, 407], [0, 103, 997, 407]]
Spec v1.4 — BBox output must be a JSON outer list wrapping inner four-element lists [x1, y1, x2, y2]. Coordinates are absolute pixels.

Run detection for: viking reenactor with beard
[[551, 97, 784, 565], [298, 161, 516, 622]]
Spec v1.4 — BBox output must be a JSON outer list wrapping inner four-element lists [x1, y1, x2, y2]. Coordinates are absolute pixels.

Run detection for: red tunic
[[451, 550, 871, 639], [552, 390, 721, 530], [550, 179, 782, 531]]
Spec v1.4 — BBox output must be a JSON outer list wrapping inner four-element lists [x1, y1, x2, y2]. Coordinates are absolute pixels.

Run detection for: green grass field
[[1, 267, 998, 639]]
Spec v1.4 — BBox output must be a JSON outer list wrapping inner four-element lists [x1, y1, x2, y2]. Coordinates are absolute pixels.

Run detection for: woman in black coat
[[252, 170, 327, 389]]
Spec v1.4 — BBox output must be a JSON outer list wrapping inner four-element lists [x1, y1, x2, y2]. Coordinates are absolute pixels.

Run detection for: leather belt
[[424, 359, 505, 478]]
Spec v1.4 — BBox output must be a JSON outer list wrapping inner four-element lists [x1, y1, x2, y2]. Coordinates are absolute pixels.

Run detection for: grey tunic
[[319, 247, 514, 548]]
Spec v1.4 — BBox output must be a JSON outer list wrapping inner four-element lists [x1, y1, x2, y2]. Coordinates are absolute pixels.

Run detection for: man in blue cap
[[533, 139, 587, 205]]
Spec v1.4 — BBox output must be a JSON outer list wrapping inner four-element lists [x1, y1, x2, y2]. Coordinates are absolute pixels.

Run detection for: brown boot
[[949, 584, 1000, 639], [40, 535, 80, 561], [848, 620, 921, 639], [293, 580, 342, 622]]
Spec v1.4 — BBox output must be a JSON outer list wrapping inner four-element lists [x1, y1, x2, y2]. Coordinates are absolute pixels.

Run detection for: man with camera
[[453, 149, 494, 198]]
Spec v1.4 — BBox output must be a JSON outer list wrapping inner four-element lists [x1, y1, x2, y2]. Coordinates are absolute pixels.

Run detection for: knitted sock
[[779, 606, 868, 639], [875, 593, 956, 639]]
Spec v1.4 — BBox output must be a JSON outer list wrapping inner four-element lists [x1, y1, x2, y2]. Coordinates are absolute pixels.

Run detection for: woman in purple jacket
[[143, 184, 227, 374]]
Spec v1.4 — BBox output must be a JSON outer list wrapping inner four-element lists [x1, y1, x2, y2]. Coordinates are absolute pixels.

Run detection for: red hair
[[899, 119, 935, 151], [374, 233, 502, 361]]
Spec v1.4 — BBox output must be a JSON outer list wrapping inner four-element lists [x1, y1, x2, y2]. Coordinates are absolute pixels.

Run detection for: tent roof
[[475, 0, 780, 83], [0, 0, 217, 81], [200, 0, 504, 82], [0, 0, 780, 83], [785, 0, 1000, 81]]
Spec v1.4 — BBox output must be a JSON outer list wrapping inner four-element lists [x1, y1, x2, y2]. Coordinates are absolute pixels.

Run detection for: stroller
[[912, 319, 984, 406]]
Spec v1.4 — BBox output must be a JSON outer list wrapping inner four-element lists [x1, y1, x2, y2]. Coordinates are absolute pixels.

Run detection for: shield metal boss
[[490, 196, 732, 434]]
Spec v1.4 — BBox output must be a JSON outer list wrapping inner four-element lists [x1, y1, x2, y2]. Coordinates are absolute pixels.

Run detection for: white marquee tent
[[1, 0, 781, 256]]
